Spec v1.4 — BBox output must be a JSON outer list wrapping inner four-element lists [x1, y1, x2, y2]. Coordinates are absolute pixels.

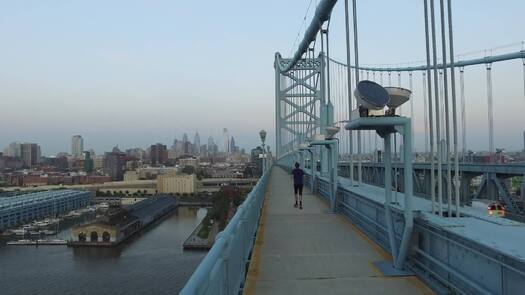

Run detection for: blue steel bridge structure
[[182, 0, 525, 294]]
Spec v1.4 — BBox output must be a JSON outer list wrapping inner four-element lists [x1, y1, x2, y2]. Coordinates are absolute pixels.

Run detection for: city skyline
[[1, 1, 525, 154], [2, 129, 249, 157]]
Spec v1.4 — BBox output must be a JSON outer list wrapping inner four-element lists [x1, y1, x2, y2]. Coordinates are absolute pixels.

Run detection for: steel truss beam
[[275, 54, 324, 159]]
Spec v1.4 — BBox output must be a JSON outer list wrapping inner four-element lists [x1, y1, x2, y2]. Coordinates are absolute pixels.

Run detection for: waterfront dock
[[183, 222, 218, 250], [68, 197, 177, 247], [7, 239, 67, 246]]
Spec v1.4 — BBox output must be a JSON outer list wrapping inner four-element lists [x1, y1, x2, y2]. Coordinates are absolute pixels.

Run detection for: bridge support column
[[486, 173, 497, 200], [460, 173, 473, 204], [424, 169, 432, 197]]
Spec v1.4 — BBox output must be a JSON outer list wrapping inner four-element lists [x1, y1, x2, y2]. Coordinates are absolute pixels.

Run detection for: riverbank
[[0, 207, 207, 295], [182, 221, 218, 250]]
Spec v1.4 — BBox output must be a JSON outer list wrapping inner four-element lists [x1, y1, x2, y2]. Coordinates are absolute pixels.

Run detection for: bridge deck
[[244, 167, 432, 295]]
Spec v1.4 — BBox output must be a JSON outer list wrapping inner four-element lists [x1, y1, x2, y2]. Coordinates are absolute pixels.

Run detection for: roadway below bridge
[[244, 167, 432, 295]]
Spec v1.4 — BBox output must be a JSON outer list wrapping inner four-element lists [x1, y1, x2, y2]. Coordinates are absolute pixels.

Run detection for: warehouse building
[[0, 190, 90, 230]]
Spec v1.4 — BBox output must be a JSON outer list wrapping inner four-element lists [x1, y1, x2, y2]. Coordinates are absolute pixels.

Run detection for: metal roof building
[[0, 190, 90, 230]]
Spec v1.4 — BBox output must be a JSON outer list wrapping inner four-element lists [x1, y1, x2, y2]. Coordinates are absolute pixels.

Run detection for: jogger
[[292, 162, 304, 209]]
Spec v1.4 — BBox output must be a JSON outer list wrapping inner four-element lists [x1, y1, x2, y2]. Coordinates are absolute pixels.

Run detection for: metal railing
[[180, 166, 272, 295], [279, 156, 525, 293]]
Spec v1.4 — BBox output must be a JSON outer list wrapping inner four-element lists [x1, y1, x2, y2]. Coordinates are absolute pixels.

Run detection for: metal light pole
[[308, 126, 340, 213], [259, 130, 267, 174]]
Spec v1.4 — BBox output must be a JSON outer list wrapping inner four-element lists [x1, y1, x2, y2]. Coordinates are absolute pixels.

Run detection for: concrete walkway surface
[[244, 167, 433, 295]]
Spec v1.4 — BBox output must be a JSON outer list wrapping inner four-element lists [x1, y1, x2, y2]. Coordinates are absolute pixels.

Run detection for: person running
[[292, 162, 304, 209]]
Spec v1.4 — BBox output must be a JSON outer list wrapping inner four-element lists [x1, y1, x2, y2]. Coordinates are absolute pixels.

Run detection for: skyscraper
[[3, 142, 21, 158], [21, 143, 40, 168], [194, 131, 201, 155], [183, 133, 189, 143], [230, 136, 237, 154], [71, 135, 84, 159], [104, 151, 125, 181], [207, 136, 216, 156], [223, 128, 229, 156], [150, 143, 168, 165]]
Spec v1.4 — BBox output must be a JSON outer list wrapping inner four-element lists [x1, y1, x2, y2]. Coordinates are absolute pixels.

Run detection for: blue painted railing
[[180, 167, 272, 295]]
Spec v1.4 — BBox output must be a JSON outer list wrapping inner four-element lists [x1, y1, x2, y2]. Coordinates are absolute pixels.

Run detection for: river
[[0, 206, 207, 295]]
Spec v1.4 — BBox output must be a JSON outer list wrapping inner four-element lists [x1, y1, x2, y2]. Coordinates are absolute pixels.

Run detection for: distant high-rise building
[[150, 143, 167, 165], [20, 143, 40, 168], [194, 132, 201, 155], [83, 151, 94, 173], [223, 128, 229, 156], [207, 136, 214, 148], [230, 136, 237, 154], [183, 133, 189, 143], [3, 142, 22, 158], [183, 142, 192, 155], [71, 135, 84, 159], [207, 136, 217, 156], [126, 148, 145, 160], [104, 152, 125, 181]]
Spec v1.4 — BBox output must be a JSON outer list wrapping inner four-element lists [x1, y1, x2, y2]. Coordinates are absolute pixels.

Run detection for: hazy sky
[[1, 0, 524, 155]]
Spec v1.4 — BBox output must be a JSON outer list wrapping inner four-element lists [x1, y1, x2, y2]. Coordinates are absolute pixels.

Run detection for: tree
[[181, 166, 196, 175]]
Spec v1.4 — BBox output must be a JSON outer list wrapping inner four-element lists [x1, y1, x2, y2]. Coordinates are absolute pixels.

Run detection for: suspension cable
[[423, 72, 429, 154], [398, 72, 402, 115], [486, 63, 494, 162], [344, 0, 354, 183], [424, 0, 436, 215], [409, 71, 414, 153], [325, 23, 332, 104], [447, 0, 460, 217], [523, 58, 525, 104], [439, 0, 453, 217], [352, 0, 362, 185], [430, 0, 443, 217], [460, 67, 466, 161]]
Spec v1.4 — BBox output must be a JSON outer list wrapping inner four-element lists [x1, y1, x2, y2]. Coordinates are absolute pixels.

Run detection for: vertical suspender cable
[[460, 67, 466, 162], [430, 0, 443, 217], [439, 0, 452, 216], [344, 0, 354, 184], [522, 57, 525, 104], [409, 72, 414, 153], [423, 72, 429, 154], [424, 0, 436, 214], [352, 0, 362, 185], [325, 25, 333, 176], [446, 0, 461, 216], [486, 63, 494, 162], [398, 72, 402, 116], [373, 70, 378, 158], [325, 26, 331, 105]]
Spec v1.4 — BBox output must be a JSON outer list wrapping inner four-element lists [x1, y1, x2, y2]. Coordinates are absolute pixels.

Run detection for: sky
[[0, 0, 524, 156]]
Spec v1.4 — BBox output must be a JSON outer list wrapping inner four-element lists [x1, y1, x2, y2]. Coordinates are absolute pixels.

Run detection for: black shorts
[[294, 184, 303, 195]]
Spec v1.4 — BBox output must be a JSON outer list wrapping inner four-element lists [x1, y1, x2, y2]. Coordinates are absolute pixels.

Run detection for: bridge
[[181, 0, 525, 294]]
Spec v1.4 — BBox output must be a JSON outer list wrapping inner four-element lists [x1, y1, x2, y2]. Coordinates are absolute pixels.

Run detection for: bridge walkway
[[244, 167, 433, 295]]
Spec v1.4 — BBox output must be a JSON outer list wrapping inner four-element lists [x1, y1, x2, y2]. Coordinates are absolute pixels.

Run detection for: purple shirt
[[292, 168, 304, 185]]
